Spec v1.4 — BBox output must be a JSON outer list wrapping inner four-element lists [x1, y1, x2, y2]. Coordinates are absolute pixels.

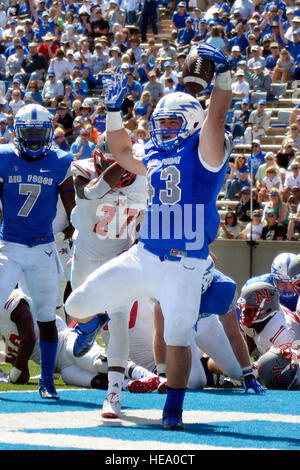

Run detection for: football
[[182, 48, 215, 96]]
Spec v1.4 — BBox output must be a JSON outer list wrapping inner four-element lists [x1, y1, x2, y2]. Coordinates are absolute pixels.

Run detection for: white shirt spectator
[[231, 79, 250, 99], [231, 0, 254, 19]]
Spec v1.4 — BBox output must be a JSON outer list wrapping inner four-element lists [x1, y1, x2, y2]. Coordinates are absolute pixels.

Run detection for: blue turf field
[[0, 388, 300, 451]]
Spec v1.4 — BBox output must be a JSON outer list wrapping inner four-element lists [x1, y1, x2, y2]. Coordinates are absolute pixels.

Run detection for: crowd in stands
[[0, 0, 299, 240]]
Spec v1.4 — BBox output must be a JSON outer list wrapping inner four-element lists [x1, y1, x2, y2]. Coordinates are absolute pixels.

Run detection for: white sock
[[131, 365, 156, 380], [107, 371, 124, 396]]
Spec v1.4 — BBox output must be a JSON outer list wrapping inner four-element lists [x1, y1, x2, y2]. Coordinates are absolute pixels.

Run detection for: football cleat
[[128, 376, 160, 393], [73, 313, 109, 357], [38, 378, 59, 400], [157, 378, 167, 394], [162, 407, 184, 430], [101, 392, 121, 419]]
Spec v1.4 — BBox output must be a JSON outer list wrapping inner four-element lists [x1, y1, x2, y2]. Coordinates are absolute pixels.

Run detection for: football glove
[[103, 74, 128, 112], [242, 367, 266, 394], [196, 43, 231, 73]]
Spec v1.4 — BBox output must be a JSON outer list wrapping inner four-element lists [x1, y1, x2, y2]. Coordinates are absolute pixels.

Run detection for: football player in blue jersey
[[0, 104, 75, 400], [65, 43, 233, 429], [245, 253, 298, 312]]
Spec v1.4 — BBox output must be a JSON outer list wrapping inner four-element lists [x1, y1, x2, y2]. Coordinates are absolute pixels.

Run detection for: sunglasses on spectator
[[267, 214, 276, 218]]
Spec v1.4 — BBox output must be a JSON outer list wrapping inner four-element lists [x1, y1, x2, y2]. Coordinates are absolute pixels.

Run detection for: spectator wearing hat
[[228, 46, 246, 70], [5, 44, 25, 80], [0, 117, 13, 143], [28, 1, 56, 44], [106, 45, 122, 72], [159, 61, 178, 89], [128, 37, 144, 65], [265, 42, 280, 73], [247, 45, 265, 73], [229, 23, 249, 54], [37, 32, 60, 62], [272, 47, 293, 82], [261, 209, 286, 240], [5, 79, 25, 103], [91, 7, 109, 38], [65, 76, 88, 104], [240, 211, 264, 240], [18, 42, 48, 87], [77, 9, 92, 36], [42, 71, 64, 108], [246, 138, 267, 179], [283, 14, 300, 42], [90, 102, 107, 135], [231, 98, 251, 141], [90, 42, 109, 78], [73, 54, 96, 90], [3, 18, 17, 47], [282, 161, 300, 202], [176, 17, 197, 48], [231, 0, 254, 19], [231, 69, 250, 103], [54, 101, 74, 140], [4, 36, 29, 60], [70, 128, 96, 160], [60, 23, 79, 47], [157, 38, 177, 62], [104, 0, 125, 34], [281, 122, 300, 150], [235, 186, 262, 222], [24, 80, 44, 106], [143, 70, 164, 106], [23, 19, 35, 44], [248, 61, 272, 96], [219, 12, 234, 34], [244, 100, 271, 144], [172, 3, 189, 30], [135, 52, 154, 84], [175, 71, 189, 93], [193, 18, 209, 43], [111, 30, 128, 54], [279, 18, 300, 60]]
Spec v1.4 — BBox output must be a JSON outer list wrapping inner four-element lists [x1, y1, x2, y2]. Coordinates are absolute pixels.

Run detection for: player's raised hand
[[197, 43, 231, 73], [103, 74, 128, 112]]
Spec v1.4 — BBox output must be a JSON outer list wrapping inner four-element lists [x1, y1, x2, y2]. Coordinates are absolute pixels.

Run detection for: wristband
[[215, 70, 232, 91], [83, 177, 111, 200], [106, 111, 124, 132], [242, 366, 253, 377], [9, 366, 22, 383], [54, 231, 65, 243]]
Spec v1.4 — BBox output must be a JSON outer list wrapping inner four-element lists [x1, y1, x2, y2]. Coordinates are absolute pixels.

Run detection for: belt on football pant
[[142, 243, 187, 262]]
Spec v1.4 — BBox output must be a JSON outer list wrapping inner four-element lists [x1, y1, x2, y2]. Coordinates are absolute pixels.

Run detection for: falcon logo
[[44, 250, 53, 257]]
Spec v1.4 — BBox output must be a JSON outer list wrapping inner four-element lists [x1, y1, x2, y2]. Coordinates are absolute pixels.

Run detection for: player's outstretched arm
[[104, 75, 146, 176], [197, 44, 232, 168]]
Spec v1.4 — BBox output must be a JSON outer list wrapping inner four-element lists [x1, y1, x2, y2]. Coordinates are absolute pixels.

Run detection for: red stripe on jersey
[[270, 325, 286, 344], [128, 301, 138, 329], [281, 305, 300, 324], [71, 162, 91, 179], [4, 293, 19, 311]]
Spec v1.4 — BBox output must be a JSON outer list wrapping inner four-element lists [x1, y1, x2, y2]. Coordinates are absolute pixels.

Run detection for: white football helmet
[[287, 254, 300, 296], [14, 104, 54, 158], [150, 92, 205, 152], [271, 253, 297, 298]]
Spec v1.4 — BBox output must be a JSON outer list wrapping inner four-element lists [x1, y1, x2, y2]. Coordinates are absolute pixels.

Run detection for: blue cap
[[242, 98, 250, 104], [208, 19, 216, 25], [241, 186, 250, 193], [258, 99, 266, 105], [164, 61, 173, 67], [199, 18, 207, 23], [185, 16, 193, 22]]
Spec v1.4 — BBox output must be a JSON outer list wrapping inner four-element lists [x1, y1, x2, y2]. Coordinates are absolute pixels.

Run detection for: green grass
[[0, 336, 107, 392]]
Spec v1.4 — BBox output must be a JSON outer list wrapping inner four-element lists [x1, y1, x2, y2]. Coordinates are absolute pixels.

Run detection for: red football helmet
[[93, 133, 136, 188]]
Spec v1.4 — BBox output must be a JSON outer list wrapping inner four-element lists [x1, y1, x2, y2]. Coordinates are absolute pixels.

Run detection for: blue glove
[[103, 73, 128, 111], [243, 368, 266, 394], [196, 43, 231, 74]]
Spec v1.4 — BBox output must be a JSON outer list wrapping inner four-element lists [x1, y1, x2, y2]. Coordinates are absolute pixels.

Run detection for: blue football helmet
[[271, 253, 297, 299], [150, 92, 205, 152], [14, 104, 54, 158]]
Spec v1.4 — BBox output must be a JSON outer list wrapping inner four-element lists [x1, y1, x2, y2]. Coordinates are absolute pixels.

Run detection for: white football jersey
[[254, 308, 296, 355], [0, 289, 67, 366], [71, 158, 147, 258]]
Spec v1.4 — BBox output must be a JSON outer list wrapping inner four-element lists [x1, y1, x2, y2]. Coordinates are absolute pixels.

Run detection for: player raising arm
[[65, 44, 233, 430]]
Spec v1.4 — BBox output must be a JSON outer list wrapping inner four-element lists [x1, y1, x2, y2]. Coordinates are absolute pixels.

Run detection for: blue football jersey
[[0, 144, 73, 247], [139, 130, 231, 259], [245, 274, 298, 312], [198, 269, 237, 318]]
